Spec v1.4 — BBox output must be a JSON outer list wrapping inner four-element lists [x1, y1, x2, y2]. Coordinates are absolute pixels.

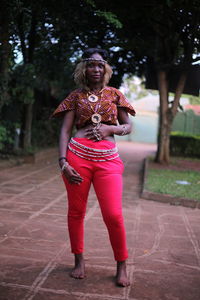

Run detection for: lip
[[92, 75, 101, 78]]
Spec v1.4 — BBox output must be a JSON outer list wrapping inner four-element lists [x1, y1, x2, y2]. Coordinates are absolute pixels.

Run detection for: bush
[[0, 124, 14, 153], [32, 118, 61, 149], [170, 131, 200, 158]]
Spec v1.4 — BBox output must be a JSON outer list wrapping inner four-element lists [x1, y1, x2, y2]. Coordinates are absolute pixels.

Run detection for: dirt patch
[[149, 157, 200, 172]]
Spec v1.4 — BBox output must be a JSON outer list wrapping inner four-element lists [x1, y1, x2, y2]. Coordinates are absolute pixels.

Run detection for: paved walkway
[[0, 142, 200, 300]]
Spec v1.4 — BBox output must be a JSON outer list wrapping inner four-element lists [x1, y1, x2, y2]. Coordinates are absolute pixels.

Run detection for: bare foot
[[70, 254, 85, 279], [116, 261, 130, 287]]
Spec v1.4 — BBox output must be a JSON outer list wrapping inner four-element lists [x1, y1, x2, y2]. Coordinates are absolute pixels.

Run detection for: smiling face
[[85, 53, 105, 86]]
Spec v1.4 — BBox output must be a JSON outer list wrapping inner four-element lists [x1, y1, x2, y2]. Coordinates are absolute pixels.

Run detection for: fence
[[172, 110, 200, 136]]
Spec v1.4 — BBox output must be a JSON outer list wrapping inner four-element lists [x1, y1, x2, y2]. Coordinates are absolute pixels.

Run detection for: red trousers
[[62, 138, 128, 261]]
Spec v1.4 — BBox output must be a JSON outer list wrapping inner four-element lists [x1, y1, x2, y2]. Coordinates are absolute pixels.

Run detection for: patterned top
[[51, 86, 136, 129]]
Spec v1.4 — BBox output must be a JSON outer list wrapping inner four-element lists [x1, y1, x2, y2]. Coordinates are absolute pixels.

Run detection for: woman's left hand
[[85, 124, 113, 141]]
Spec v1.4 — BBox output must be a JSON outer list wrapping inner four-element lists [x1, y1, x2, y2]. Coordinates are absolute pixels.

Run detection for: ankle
[[117, 260, 126, 267], [74, 253, 84, 265]]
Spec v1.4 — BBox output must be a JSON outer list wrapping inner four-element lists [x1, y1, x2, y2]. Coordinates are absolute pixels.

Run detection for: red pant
[[62, 138, 128, 261]]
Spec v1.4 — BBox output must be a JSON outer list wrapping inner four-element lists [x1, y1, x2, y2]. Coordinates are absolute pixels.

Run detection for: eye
[[98, 63, 104, 69], [87, 63, 95, 67]]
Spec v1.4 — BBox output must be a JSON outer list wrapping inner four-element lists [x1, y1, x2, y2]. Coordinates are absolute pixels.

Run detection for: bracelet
[[61, 162, 69, 172], [59, 157, 67, 162], [121, 125, 127, 136]]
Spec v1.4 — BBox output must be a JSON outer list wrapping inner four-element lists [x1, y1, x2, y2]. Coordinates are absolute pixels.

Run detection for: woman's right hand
[[61, 162, 83, 184]]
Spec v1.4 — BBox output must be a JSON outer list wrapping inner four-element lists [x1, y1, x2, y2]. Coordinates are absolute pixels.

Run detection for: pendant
[[91, 113, 102, 124], [88, 94, 98, 103]]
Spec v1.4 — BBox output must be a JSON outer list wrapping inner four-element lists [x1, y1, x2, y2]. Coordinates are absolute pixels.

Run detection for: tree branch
[[28, 10, 37, 63], [171, 72, 187, 116], [17, 12, 27, 63]]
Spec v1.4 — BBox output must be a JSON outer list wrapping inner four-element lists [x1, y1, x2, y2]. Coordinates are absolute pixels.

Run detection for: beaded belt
[[68, 138, 119, 162]]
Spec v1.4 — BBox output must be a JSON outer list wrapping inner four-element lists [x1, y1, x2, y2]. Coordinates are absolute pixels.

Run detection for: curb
[[141, 157, 200, 209]]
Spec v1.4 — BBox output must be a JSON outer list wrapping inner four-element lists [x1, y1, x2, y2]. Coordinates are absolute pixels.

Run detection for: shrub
[[0, 124, 14, 152], [170, 131, 200, 158]]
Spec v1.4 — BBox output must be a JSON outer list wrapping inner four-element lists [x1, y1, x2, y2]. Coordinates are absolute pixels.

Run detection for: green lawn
[[146, 168, 200, 201]]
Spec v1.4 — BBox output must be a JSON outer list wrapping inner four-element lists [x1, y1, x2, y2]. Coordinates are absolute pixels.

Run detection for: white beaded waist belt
[[68, 138, 119, 162]]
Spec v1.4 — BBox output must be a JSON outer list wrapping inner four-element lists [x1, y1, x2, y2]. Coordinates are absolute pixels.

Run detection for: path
[[0, 142, 200, 300]]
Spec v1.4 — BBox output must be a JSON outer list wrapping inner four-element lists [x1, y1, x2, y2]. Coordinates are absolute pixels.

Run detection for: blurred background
[[0, 0, 199, 163]]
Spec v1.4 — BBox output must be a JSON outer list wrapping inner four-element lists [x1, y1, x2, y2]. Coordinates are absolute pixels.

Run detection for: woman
[[52, 48, 136, 287]]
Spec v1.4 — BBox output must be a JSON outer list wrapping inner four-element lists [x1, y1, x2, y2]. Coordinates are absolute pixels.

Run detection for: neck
[[88, 83, 103, 92]]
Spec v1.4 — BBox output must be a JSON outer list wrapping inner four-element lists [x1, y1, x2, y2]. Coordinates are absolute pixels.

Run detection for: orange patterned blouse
[[51, 86, 136, 129]]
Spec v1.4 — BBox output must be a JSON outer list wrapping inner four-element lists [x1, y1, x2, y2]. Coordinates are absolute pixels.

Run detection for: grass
[[146, 168, 200, 201]]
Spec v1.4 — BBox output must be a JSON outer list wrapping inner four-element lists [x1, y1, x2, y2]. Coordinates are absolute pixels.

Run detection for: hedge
[[170, 131, 200, 158]]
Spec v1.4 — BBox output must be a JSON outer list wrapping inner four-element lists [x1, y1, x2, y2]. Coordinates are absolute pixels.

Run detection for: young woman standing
[[52, 48, 136, 287]]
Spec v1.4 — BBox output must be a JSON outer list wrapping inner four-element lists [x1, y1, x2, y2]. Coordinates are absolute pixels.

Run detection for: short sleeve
[[50, 91, 76, 118], [116, 89, 136, 116]]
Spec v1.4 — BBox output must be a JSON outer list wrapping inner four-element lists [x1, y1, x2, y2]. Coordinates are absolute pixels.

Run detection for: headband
[[81, 58, 107, 64]]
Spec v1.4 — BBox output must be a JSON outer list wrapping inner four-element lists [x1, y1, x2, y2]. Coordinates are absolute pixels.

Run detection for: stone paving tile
[[0, 221, 21, 241], [32, 291, 89, 300], [0, 237, 65, 253], [0, 142, 200, 300], [0, 211, 32, 222], [0, 246, 57, 261], [130, 269, 200, 300], [0, 203, 45, 212], [12, 221, 68, 241], [40, 264, 126, 299], [33, 214, 67, 226], [0, 256, 47, 285], [0, 285, 28, 300]]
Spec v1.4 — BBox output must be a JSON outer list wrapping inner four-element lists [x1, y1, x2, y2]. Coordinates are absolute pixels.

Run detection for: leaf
[[95, 10, 123, 29]]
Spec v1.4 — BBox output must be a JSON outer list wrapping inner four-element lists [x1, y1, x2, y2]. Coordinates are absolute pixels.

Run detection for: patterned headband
[[81, 58, 107, 64]]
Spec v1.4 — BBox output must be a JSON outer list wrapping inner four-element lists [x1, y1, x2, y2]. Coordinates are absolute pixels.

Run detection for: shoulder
[[103, 86, 122, 97], [66, 88, 83, 98], [103, 86, 118, 93], [103, 86, 124, 96]]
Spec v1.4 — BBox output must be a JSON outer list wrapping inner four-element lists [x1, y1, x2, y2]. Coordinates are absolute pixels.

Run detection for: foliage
[[95, 11, 122, 29], [95, 0, 200, 163], [170, 131, 200, 158], [0, 0, 199, 158], [0, 124, 14, 152], [12, 64, 36, 104], [146, 167, 200, 201], [188, 95, 200, 105], [121, 75, 149, 100]]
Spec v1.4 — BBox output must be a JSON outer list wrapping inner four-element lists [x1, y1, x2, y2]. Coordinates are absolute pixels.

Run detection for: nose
[[93, 66, 99, 72]]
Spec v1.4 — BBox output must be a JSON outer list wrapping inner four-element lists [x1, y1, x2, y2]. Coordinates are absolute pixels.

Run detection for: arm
[[59, 110, 83, 184], [112, 107, 132, 136], [59, 110, 75, 166], [85, 108, 132, 140]]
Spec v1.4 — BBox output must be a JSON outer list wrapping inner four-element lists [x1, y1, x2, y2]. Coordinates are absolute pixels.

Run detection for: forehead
[[89, 53, 104, 60]]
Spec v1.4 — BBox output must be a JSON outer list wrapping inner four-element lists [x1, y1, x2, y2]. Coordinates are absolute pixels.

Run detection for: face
[[85, 53, 105, 85]]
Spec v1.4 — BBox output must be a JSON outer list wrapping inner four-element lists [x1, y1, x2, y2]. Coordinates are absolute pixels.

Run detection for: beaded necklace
[[87, 88, 105, 125]]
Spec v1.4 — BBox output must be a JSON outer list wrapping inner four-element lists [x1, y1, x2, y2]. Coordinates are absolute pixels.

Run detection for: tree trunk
[[19, 9, 37, 150], [0, 1, 10, 111], [155, 70, 187, 164], [23, 103, 33, 149], [155, 70, 171, 164]]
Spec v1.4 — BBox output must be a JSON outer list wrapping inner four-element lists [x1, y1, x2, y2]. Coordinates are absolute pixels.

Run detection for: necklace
[[87, 88, 104, 125], [87, 88, 104, 102]]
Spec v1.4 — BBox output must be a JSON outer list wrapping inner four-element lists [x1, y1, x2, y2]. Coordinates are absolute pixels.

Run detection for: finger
[[71, 169, 83, 178], [72, 177, 83, 183], [85, 133, 94, 139], [70, 178, 83, 184], [85, 129, 93, 135], [71, 173, 83, 180]]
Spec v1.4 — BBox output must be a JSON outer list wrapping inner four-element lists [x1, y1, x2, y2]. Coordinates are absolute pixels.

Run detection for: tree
[[1, 0, 199, 160], [0, 0, 13, 111], [95, 0, 200, 163], [0, 0, 120, 151]]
